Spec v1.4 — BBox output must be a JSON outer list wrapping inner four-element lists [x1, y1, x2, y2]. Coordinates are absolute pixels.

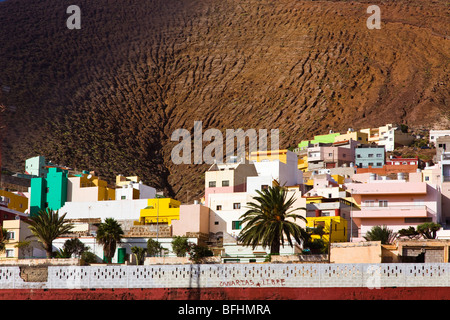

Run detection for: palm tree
[[363, 225, 397, 245], [0, 227, 8, 253], [238, 185, 308, 254], [25, 209, 74, 258], [96, 218, 124, 263]]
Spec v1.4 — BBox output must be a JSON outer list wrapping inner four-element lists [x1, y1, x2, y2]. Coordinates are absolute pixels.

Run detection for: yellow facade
[[298, 156, 308, 172], [334, 131, 368, 144], [116, 175, 140, 187], [306, 216, 348, 243], [76, 174, 116, 201], [137, 198, 181, 225], [248, 150, 288, 163], [0, 190, 28, 213]]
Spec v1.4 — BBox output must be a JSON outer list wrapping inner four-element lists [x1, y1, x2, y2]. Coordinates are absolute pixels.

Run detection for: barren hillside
[[0, 0, 449, 200]]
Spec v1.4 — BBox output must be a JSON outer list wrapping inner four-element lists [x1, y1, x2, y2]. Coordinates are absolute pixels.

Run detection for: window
[[368, 162, 374, 167], [209, 181, 216, 188], [425, 176, 430, 181], [368, 154, 374, 158], [216, 205, 222, 211], [356, 154, 361, 158], [5, 249, 14, 258], [364, 200, 375, 207], [404, 218, 432, 223], [233, 203, 241, 209], [315, 221, 325, 227], [6, 231, 15, 240], [328, 194, 332, 198], [46, 187, 49, 193], [214, 221, 219, 225], [232, 221, 242, 230], [222, 180, 230, 187], [379, 200, 388, 207], [376, 163, 382, 166], [376, 154, 383, 157], [261, 185, 269, 190], [121, 196, 126, 200]]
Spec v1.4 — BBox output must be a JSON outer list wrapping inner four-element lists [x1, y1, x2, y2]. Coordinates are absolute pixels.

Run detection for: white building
[[430, 130, 450, 146], [247, 152, 303, 193], [115, 181, 156, 200], [59, 199, 149, 221]]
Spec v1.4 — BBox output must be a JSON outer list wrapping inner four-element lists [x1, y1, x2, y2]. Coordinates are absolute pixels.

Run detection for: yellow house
[[298, 155, 308, 172], [248, 149, 289, 163], [1, 219, 36, 259], [334, 130, 368, 144], [306, 216, 348, 243], [137, 198, 181, 225], [0, 190, 28, 213], [116, 175, 140, 187], [68, 173, 115, 202]]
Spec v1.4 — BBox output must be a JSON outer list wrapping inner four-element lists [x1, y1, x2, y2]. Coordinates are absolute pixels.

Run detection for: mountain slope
[[0, 0, 449, 200]]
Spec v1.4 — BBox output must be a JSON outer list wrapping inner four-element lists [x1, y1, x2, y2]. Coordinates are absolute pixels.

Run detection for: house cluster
[[1, 124, 450, 264]]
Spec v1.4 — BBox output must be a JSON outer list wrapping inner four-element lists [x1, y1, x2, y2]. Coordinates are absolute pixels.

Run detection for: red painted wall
[[0, 287, 449, 300]]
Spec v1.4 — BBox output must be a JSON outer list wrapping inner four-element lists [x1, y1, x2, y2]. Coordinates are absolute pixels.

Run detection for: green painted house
[[29, 167, 68, 216]]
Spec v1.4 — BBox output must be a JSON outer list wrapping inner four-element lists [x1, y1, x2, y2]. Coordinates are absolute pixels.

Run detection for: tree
[[62, 238, 89, 258], [238, 185, 308, 255], [147, 238, 163, 257], [397, 226, 420, 239], [363, 225, 397, 245], [189, 244, 213, 264], [131, 246, 147, 265], [417, 222, 441, 239], [96, 218, 124, 263], [171, 236, 190, 257], [25, 209, 74, 258]]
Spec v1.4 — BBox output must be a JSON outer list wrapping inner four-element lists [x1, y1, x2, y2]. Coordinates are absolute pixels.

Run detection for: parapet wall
[[1, 263, 449, 289]]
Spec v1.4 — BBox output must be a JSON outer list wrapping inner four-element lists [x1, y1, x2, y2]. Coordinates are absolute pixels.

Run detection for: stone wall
[[1, 263, 450, 289]]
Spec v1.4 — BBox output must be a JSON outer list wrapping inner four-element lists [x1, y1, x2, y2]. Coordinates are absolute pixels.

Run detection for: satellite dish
[[87, 174, 92, 179]]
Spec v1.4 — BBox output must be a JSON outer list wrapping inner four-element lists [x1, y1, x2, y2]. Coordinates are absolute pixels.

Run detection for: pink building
[[172, 204, 210, 240], [204, 161, 257, 205], [348, 180, 441, 241]]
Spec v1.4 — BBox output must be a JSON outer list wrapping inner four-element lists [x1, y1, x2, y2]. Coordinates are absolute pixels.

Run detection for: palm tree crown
[[238, 185, 308, 254], [25, 209, 74, 258], [96, 218, 124, 263]]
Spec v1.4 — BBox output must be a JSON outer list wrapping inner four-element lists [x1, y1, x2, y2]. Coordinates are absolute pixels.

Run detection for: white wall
[[52, 236, 199, 263], [59, 199, 149, 221], [208, 193, 253, 238]]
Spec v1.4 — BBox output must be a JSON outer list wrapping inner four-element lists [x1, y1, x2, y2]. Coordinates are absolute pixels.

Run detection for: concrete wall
[[2, 263, 450, 289], [330, 241, 382, 263], [4, 287, 450, 300]]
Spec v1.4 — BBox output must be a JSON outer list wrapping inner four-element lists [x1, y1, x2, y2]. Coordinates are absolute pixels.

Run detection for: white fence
[[0, 263, 449, 289]]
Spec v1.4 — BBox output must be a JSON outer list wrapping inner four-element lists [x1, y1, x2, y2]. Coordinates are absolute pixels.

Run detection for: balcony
[[351, 205, 433, 219]]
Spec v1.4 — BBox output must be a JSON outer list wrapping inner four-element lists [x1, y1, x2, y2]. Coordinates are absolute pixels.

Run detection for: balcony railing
[[352, 205, 435, 218]]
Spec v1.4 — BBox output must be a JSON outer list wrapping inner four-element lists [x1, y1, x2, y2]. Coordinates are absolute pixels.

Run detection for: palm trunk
[[270, 240, 280, 255], [45, 244, 53, 259]]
